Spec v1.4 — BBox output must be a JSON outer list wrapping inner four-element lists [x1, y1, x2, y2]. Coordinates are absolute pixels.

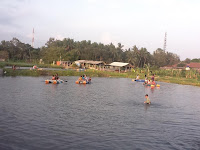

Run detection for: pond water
[[0, 76, 200, 150]]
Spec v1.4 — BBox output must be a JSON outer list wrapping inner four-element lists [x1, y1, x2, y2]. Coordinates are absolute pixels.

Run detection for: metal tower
[[32, 28, 34, 48], [163, 32, 167, 51]]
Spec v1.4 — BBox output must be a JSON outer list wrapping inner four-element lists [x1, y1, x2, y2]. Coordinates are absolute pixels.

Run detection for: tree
[[0, 37, 182, 68], [0, 38, 39, 61], [0, 51, 9, 60], [191, 58, 200, 63], [183, 58, 191, 64]]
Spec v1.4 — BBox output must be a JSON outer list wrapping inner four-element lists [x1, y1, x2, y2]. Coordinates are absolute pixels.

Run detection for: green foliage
[[183, 58, 191, 64], [0, 61, 63, 69], [0, 51, 9, 59], [0, 37, 187, 68], [0, 38, 40, 61], [154, 69, 199, 79], [40, 38, 181, 68], [153, 48, 180, 67], [191, 58, 200, 63]]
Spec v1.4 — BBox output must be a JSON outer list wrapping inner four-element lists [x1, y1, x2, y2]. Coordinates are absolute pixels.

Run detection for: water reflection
[[144, 103, 150, 111]]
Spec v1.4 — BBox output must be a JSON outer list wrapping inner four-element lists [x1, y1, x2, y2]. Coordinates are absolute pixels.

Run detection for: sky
[[0, 0, 200, 60]]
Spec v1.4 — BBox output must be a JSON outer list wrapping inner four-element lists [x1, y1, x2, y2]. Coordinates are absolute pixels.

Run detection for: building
[[73, 60, 133, 72], [160, 62, 200, 72], [187, 62, 200, 70], [109, 62, 132, 73], [56, 61, 72, 67], [75, 60, 105, 70]]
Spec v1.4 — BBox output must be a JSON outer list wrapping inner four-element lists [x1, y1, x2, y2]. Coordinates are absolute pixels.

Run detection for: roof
[[187, 62, 200, 68], [84, 60, 103, 65], [75, 60, 104, 65], [109, 62, 129, 67]]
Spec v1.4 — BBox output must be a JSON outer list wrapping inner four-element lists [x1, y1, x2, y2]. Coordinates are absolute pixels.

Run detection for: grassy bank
[[156, 76, 200, 87], [0, 61, 63, 69], [2, 68, 200, 87], [2, 68, 135, 78]]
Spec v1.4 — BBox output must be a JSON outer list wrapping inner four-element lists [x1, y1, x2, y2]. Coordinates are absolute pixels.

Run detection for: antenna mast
[[32, 28, 34, 48], [163, 32, 167, 51]]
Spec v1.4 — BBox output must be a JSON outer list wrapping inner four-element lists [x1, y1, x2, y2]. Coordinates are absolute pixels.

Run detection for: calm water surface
[[0, 76, 200, 150]]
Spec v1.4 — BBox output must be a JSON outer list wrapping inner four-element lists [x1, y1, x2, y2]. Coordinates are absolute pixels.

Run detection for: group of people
[[136, 74, 155, 81], [78, 74, 91, 82], [52, 73, 59, 80], [143, 74, 155, 85]]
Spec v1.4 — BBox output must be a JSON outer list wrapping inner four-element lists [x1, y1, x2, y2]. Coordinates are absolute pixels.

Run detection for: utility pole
[[32, 28, 34, 48], [30, 28, 34, 62], [163, 32, 167, 51]]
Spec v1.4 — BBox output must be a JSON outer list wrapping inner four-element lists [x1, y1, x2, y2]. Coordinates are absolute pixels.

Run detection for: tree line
[[0, 37, 199, 68]]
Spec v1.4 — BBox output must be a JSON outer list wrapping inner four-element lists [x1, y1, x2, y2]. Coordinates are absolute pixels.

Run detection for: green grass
[[156, 76, 200, 86], [0, 61, 63, 69]]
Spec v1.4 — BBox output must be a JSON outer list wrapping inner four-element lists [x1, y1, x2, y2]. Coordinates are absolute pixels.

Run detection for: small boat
[[45, 80, 64, 84], [75, 80, 91, 84], [133, 79, 145, 82]]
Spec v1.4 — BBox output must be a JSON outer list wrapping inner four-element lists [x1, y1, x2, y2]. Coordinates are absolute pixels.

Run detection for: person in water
[[144, 94, 151, 104], [144, 74, 148, 84], [136, 74, 140, 80], [82, 75, 85, 80], [78, 76, 82, 81], [151, 74, 155, 81], [55, 73, 59, 80], [84, 74, 88, 82], [147, 80, 151, 85], [145, 74, 148, 80], [52, 75, 56, 80], [152, 80, 156, 85]]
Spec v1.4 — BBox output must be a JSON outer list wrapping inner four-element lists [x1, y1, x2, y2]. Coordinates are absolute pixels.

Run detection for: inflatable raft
[[75, 80, 91, 84], [45, 80, 64, 84], [144, 83, 160, 87], [133, 79, 145, 82]]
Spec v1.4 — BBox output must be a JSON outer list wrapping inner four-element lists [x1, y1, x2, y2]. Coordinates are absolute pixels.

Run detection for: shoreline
[[2, 68, 200, 87]]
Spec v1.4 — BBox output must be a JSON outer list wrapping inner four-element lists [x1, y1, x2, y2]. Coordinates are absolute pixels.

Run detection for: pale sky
[[0, 0, 200, 60]]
